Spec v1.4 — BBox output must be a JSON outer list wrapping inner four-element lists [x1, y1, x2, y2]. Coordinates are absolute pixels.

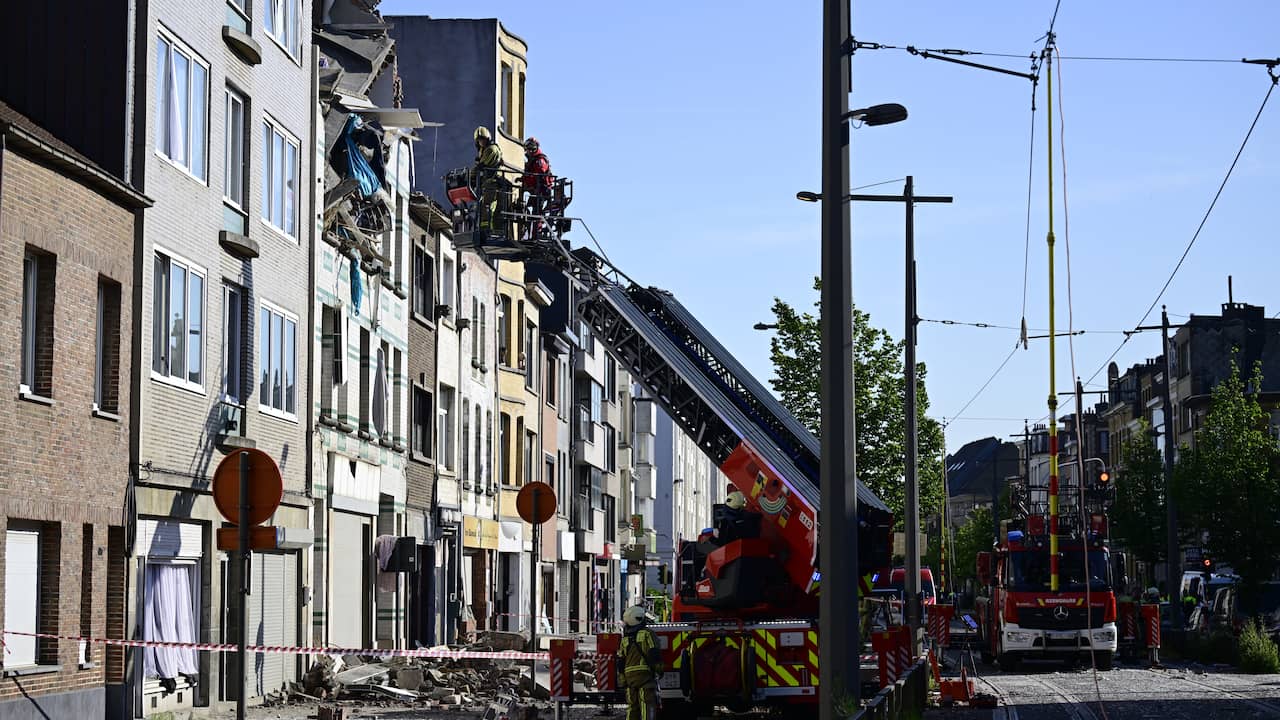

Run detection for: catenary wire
[[1083, 73, 1277, 387], [946, 345, 1019, 423]]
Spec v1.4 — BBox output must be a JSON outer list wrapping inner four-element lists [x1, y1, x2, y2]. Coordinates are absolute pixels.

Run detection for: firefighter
[[620, 605, 661, 720], [521, 137, 553, 238], [472, 126, 505, 233], [725, 490, 746, 510]]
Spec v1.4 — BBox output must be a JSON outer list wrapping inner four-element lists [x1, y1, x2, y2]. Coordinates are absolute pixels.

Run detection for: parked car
[[1205, 580, 1280, 640]]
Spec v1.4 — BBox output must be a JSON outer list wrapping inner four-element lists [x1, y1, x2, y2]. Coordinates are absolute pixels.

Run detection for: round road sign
[[517, 481, 556, 525], [212, 448, 283, 526]]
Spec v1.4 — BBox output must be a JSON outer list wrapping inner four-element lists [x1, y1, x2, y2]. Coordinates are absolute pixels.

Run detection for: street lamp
[[844, 102, 909, 127], [753, 322, 778, 331]]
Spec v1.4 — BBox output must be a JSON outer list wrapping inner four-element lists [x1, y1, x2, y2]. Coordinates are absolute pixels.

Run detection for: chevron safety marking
[[750, 629, 798, 688], [806, 631, 820, 687]]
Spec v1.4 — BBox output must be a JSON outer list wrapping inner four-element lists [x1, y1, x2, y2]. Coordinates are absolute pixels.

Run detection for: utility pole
[[818, 1, 856, 714], [846, 178, 951, 654], [1132, 306, 1181, 596]]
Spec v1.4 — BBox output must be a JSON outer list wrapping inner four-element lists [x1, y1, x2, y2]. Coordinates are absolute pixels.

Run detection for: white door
[[331, 512, 366, 648], [4, 529, 39, 667]]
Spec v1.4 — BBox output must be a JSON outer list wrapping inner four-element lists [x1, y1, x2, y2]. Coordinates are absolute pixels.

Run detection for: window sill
[[78, 661, 97, 671], [92, 406, 121, 422], [3, 664, 62, 678], [18, 387, 55, 407], [258, 406, 300, 425], [410, 451, 434, 466], [412, 312, 436, 330], [259, 217, 300, 245], [264, 31, 303, 67], [154, 150, 208, 187], [150, 372, 207, 397]]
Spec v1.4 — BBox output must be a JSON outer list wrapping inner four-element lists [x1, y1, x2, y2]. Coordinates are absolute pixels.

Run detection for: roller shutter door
[[247, 553, 299, 697], [557, 562, 571, 635]]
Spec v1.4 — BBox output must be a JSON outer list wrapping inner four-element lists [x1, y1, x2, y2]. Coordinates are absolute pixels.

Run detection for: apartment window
[[479, 304, 488, 367], [224, 88, 247, 214], [545, 353, 557, 408], [462, 399, 471, 485], [518, 72, 527, 138], [156, 31, 208, 179], [579, 320, 595, 355], [524, 430, 537, 486], [605, 358, 617, 403], [471, 297, 480, 365], [95, 279, 122, 413], [485, 411, 493, 490], [604, 496, 616, 543], [439, 385, 456, 470], [320, 305, 346, 420], [262, 119, 299, 239], [392, 349, 403, 446], [440, 256, 455, 315], [393, 197, 405, 288], [222, 284, 245, 402], [80, 526, 94, 660], [4, 522, 60, 669], [500, 413, 512, 485], [604, 423, 617, 473], [21, 250, 55, 398], [265, 0, 300, 57], [358, 328, 371, 432], [257, 302, 297, 416], [412, 386, 433, 459], [500, 63, 513, 133], [590, 381, 603, 424], [475, 406, 484, 489], [226, 0, 249, 32], [524, 319, 537, 390], [152, 250, 205, 390], [499, 295, 512, 365], [413, 244, 434, 320]]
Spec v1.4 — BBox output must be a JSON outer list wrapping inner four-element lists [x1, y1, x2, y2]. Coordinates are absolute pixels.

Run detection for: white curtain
[[165, 46, 185, 163], [143, 564, 199, 679]]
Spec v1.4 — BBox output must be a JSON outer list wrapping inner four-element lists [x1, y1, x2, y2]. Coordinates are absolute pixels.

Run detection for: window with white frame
[[441, 256, 455, 314], [223, 284, 245, 402], [265, 0, 300, 58], [21, 250, 55, 398], [439, 384, 456, 470], [500, 63, 513, 134], [156, 31, 208, 179], [152, 251, 205, 389], [224, 88, 247, 211], [262, 119, 299, 239], [258, 302, 297, 416], [461, 399, 471, 485]]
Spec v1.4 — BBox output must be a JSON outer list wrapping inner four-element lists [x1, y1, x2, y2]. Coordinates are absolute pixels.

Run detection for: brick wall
[[0, 144, 135, 705], [407, 224, 438, 511]]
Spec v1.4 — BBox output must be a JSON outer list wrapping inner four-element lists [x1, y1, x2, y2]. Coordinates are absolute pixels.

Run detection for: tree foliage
[[1173, 358, 1280, 597], [950, 506, 996, 586], [1111, 420, 1167, 568], [765, 278, 946, 528]]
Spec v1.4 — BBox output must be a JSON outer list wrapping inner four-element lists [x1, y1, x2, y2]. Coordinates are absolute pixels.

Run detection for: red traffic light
[[1098, 470, 1110, 484], [1203, 558, 1212, 568]]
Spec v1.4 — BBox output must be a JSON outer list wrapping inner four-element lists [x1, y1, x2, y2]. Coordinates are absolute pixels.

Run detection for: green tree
[[1173, 358, 1280, 601], [1110, 420, 1167, 568], [950, 506, 996, 586], [765, 279, 946, 529]]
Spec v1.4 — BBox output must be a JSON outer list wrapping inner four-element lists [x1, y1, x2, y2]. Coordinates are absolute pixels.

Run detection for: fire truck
[[445, 168, 894, 714], [973, 461, 1123, 670]]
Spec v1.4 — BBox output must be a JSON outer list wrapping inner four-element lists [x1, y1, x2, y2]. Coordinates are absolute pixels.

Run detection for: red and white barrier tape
[[0, 629, 618, 661]]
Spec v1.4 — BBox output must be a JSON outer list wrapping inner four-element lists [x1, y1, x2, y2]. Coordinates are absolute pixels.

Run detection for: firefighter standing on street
[[620, 605, 661, 720]]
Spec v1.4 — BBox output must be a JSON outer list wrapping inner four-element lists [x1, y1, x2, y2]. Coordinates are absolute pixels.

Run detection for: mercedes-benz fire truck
[[974, 462, 1121, 670], [444, 166, 894, 715]]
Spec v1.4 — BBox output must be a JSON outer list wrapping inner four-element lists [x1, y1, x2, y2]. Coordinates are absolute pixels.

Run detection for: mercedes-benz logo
[[1053, 606, 1071, 620]]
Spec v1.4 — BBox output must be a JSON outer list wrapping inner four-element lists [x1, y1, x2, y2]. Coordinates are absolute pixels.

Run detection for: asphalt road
[[931, 657, 1280, 720]]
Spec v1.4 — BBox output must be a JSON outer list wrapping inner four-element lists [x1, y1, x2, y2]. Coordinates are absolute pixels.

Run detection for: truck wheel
[[1095, 651, 1114, 671], [980, 648, 995, 665]]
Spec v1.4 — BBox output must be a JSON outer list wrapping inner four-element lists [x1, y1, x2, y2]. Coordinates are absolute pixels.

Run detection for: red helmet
[[524, 137, 540, 153]]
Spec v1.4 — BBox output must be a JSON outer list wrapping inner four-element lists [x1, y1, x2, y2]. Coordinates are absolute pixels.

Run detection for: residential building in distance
[[942, 436, 1021, 529], [0, 101, 148, 720], [648, 410, 729, 593]]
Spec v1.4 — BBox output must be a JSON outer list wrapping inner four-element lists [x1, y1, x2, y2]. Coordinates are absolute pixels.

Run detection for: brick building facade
[[0, 102, 148, 719]]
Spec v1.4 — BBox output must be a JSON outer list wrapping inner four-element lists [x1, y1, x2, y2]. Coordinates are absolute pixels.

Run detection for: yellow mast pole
[[1045, 39, 1061, 592]]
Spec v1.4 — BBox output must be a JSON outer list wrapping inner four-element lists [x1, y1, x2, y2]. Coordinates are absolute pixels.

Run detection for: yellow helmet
[[623, 605, 648, 627], [474, 126, 492, 145], [726, 491, 746, 510]]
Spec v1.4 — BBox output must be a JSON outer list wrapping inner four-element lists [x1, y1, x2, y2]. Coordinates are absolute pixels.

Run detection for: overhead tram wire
[[852, 40, 1253, 65], [1083, 64, 1279, 388], [919, 317, 1132, 334]]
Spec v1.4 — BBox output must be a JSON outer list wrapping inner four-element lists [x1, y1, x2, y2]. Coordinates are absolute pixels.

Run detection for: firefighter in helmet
[[725, 490, 746, 510], [472, 126, 505, 233], [619, 605, 661, 720]]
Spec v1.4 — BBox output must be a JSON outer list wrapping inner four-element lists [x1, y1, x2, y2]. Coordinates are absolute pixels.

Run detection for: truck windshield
[[1009, 549, 1110, 592]]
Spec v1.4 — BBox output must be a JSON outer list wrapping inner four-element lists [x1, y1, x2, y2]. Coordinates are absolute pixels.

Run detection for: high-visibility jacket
[[620, 626, 661, 685]]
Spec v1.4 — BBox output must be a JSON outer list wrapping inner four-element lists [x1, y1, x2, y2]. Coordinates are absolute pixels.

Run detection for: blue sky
[[381, 1, 1279, 451]]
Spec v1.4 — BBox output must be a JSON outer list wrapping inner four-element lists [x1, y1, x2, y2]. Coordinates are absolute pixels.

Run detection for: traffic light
[[658, 563, 672, 586], [1202, 556, 1214, 573], [1095, 468, 1111, 486]]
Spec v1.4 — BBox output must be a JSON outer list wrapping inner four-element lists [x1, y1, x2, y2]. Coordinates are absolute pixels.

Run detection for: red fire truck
[[974, 464, 1122, 670]]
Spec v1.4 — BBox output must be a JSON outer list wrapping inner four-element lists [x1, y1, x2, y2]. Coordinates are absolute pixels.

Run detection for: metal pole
[[992, 447, 1001, 546], [237, 450, 250, 720], [530, 487, 540, 692], [1045, 42, 1062, 593], [904, 176, 921, 654], [819, 0, 857, 714], [1160, 307, 1179, 598]]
